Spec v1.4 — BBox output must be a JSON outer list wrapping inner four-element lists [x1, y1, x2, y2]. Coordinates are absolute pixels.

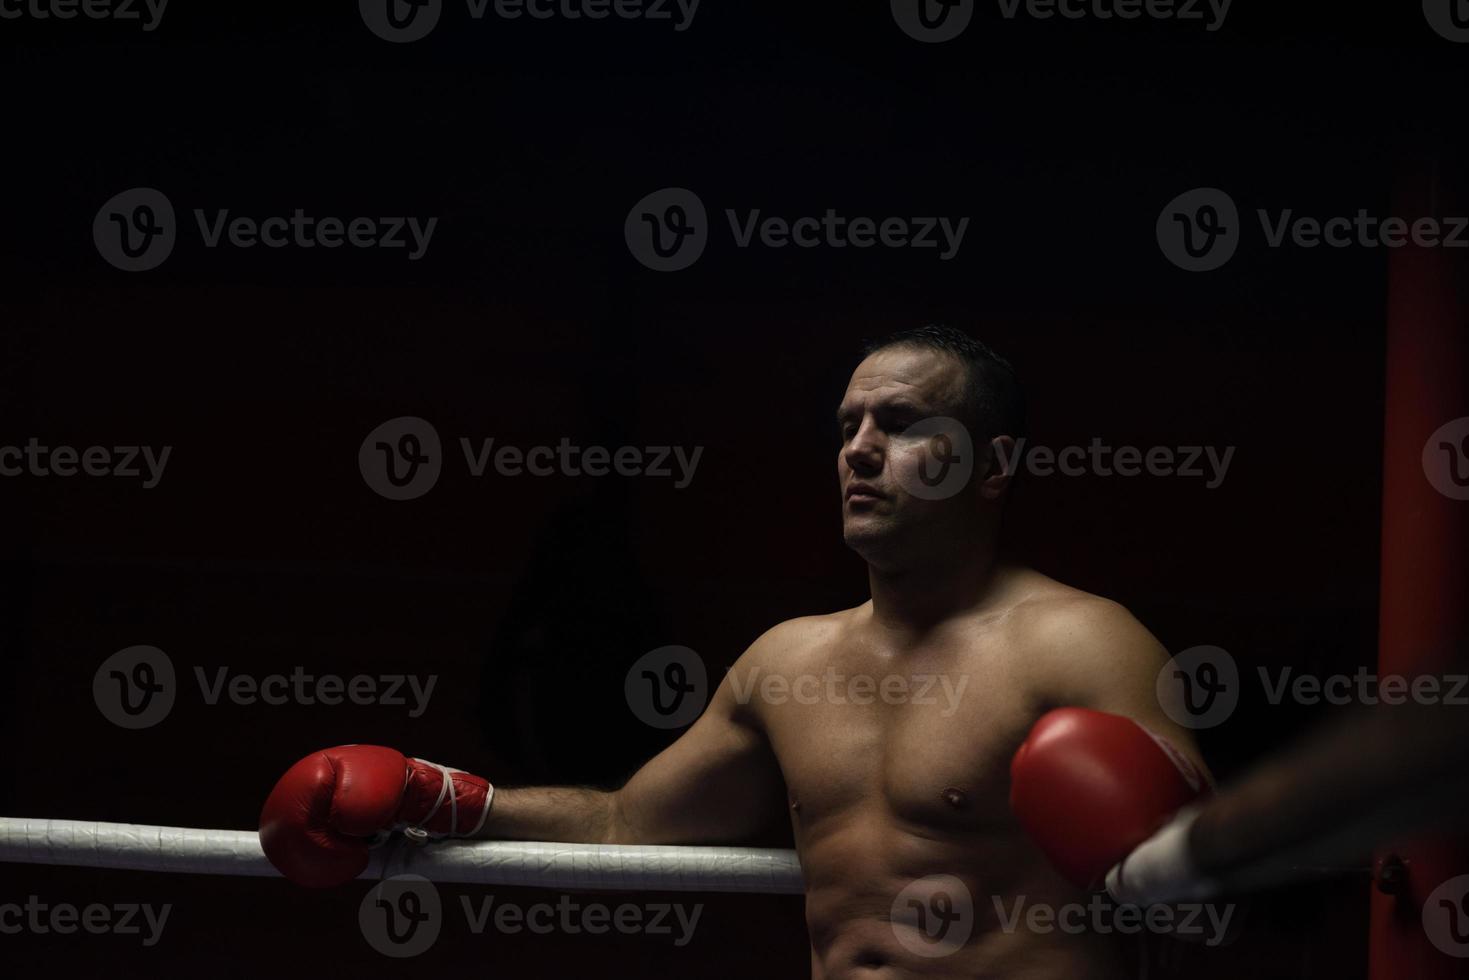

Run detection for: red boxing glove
[[1010, 707, 1205, 890], [259, 744, 494, 888]]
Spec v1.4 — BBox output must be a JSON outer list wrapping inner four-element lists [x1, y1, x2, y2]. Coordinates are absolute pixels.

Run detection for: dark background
[[2, 2, 1464, 977]]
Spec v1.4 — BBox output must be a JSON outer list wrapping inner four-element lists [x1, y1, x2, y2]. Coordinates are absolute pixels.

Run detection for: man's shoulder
[[1001, 572, 1154, 656], [1001, 572, 1166, 685], [741, 605, 865, 667]]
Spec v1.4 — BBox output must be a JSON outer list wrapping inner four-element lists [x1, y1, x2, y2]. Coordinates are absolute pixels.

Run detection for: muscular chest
[[754, 642, 1039, 833]]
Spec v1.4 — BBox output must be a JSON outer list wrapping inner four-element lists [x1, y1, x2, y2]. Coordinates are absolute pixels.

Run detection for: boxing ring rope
[[0, 818, 807, 895]]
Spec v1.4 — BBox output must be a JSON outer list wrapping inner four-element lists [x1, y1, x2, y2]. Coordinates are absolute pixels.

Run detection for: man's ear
[[978, 435, 1018, 501]]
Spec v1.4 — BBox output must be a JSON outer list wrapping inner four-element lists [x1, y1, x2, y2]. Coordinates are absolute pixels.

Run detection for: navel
[[942, 787, 969, 809]]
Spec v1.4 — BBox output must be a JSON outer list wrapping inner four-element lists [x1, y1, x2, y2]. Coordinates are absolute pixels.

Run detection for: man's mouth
[[845, 483, 886, 503]]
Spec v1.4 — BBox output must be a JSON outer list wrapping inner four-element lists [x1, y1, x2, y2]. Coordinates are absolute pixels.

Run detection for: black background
[[2, 2, 1465, 976]]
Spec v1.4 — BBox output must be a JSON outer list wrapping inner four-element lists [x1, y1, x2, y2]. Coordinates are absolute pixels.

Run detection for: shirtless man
[[261, 325, 1211, 978]]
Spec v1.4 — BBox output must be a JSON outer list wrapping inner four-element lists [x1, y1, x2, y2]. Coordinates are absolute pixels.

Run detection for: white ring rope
[[0, 818, 806, 895]]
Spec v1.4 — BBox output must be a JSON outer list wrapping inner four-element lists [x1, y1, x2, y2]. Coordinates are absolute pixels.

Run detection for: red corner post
[[1370, 154, 1469, 980]]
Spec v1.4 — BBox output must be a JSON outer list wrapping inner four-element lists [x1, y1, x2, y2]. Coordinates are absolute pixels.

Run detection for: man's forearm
[[476, 786, 632, 845]]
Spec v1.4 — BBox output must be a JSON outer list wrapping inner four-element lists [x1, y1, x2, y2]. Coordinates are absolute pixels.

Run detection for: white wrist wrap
[[1104, 806, 1219, 906]]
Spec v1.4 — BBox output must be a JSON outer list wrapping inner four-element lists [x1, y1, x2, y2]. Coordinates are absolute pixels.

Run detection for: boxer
[[263, 325, 1213, 978]]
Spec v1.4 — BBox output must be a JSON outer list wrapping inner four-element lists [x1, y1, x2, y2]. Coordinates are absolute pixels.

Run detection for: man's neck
[[867, 548, 1009, 637]]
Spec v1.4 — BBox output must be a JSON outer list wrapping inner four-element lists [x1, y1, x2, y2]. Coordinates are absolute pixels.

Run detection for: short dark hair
[[861, 324, 1026, 443]]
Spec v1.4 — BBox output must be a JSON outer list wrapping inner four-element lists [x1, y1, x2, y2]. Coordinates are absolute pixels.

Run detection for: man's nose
[[843, 421, 884, 474]]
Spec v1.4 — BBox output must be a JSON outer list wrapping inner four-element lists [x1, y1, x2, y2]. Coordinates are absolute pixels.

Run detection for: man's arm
[[1012, 595, 1243, 943], [480, 632, 789, 846], [260, 627, 792, 886], [1027, 595, 1211, 782]]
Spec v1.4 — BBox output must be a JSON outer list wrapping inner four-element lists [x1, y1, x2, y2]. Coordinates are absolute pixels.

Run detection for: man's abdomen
[[799, 812, 1128, 980]]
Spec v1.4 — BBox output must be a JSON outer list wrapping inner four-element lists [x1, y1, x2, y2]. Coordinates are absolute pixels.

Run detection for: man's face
[[837, 346, 981, 565]]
